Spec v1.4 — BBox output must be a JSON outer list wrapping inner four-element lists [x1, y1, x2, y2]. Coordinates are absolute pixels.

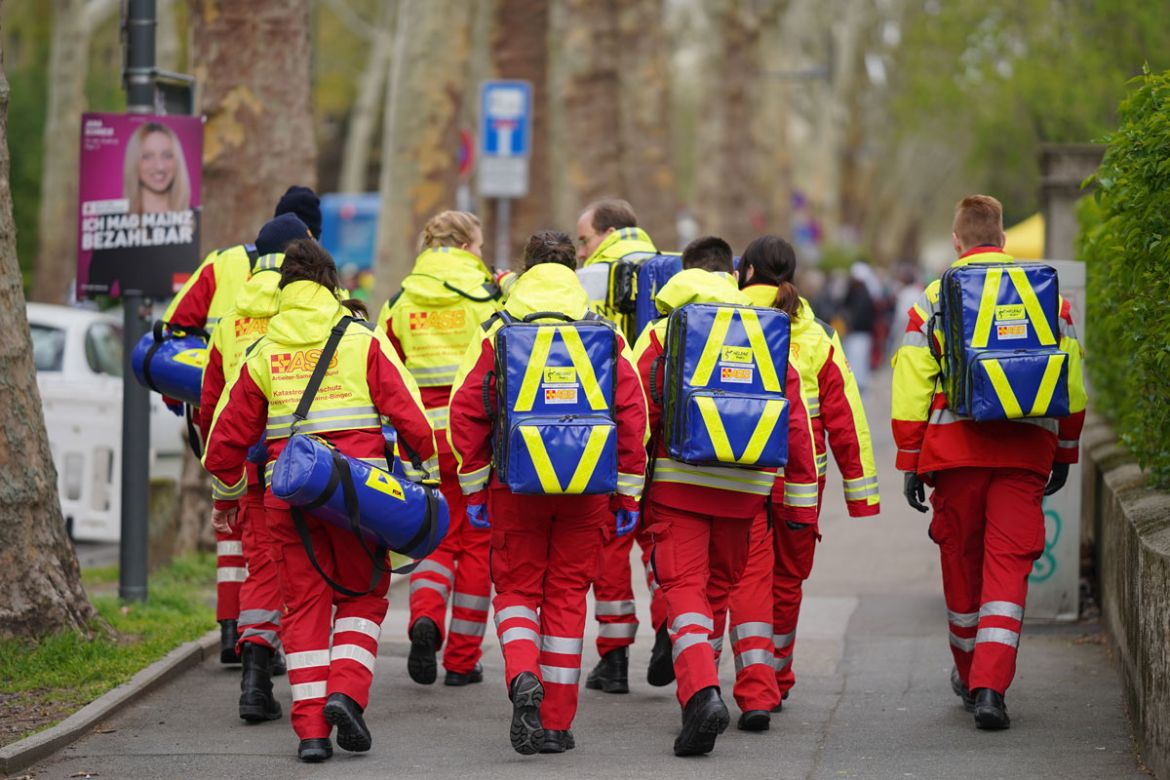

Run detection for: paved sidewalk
[[22, 374, 1147, 779]]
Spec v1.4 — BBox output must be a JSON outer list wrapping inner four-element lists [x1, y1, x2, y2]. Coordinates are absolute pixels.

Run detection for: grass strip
[[0, 553, 217, 747]]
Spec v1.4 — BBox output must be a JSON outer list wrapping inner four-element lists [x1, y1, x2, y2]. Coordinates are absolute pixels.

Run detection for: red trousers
[[592, 521, 655, 656], [215, 523, 245, 622], [724, 512, 780, 712], [269, 501, 390, 740], [771, 515, 819, 696], [408, 451, 490, 674], [929, 467, 1047, 694], [236, 487, 283, 652], [489, 488, 607, 731], [647, 500, 753, 706]]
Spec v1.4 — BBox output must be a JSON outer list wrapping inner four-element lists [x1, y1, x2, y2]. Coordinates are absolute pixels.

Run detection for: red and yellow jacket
[[742, 285, 880, 518], [634, 270, 819, 523], [164, 244, 256, 331], [447, 263, 648, 499], [203, 280, 437, 509], [377, 247, 502, 457], [891, 247, 1086, 477]]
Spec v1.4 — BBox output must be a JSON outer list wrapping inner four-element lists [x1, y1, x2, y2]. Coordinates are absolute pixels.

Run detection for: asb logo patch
[[234, 317, 267, 339], [544, 387, 578, 404], [409, 310, 467, 331], [270, 349, 339, 374], [721, 366, 753, 384]]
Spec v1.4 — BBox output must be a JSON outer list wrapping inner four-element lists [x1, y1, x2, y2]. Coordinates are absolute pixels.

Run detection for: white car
[[26, 303, 186, 542]]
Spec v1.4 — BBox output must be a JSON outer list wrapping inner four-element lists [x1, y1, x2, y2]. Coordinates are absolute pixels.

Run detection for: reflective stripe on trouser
[[408, 451, 490, 674], [490, 488, 608, 730], [929, 467, 1045, 694], [637, 523, 668, 632], [236, 489, 283, 652], [772, 513, 819, 696], [727, 512, 781, 712], [647, 500, 755, 707], [268, 502, 389, 740], [215, 523, 246, 622], [591, 522, 649, 655]]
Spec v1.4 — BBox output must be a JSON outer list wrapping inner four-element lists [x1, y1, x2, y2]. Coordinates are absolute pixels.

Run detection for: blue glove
[[467, 501, 490, 530], [615, 508, 638, 537]]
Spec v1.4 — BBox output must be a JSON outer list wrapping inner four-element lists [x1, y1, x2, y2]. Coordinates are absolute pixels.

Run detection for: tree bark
[[29, 0, 117, 304], [374, 0, 474, 303], [0, 24, 97, 640], [179, 0, 317, 555], [337, 1, 395, 194]]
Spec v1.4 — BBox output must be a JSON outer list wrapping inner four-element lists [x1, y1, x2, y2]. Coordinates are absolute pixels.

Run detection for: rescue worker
[[891, 195, 1085, 729], [448, 231, 649, 755], [575, 198, 660, 693], [203, 239, 438, 762], [377, 211, 503, 687], [632, 236, 819, 756], [167, 185, 322, 663], [199, 216, 311, 723], [730, 235, 879, 725]]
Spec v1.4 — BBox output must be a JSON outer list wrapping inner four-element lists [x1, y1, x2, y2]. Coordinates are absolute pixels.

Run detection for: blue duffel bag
[[131, 320, 208, 407], [270, 434, 448, 560]]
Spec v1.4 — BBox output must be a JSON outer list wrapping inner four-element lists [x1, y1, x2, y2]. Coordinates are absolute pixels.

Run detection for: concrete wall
[[1083, 413, 1170, 779]]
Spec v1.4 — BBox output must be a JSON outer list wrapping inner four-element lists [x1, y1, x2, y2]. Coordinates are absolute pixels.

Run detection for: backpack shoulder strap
[[292, 316, 353, 428]]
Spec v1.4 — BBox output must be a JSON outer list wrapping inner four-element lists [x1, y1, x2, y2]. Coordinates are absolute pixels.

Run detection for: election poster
[[77, 113, 203, 299]]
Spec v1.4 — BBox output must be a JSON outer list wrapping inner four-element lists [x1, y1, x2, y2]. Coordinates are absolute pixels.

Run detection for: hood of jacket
[[234, 254, 284, 318], [584, 226, 657, 266], [400, 247, 495, 305], [503, 263, 590, 321], [655, 268, 750, 314], [741, 284, 820, 337], [267, 280, 345, 346]]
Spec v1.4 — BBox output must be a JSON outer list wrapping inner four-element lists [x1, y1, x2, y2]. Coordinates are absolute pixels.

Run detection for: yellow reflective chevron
[[1029, 353, 1067, 416], [693, 396, 785, 466], [518, 424, 612, 494], [981, 359, 1024, 418], [970, 268, 1003, 349], [514, 326, 608, 413], [738, 308, 781, 392], [690, 307, 780, 392], [691, 308, 734, 387], [971, 267, 1056, 348], [1005, 267, 1056, 345]]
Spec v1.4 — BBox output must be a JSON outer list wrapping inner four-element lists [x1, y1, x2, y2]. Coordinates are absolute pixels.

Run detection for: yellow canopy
[[1004, 213, 1044, 260]]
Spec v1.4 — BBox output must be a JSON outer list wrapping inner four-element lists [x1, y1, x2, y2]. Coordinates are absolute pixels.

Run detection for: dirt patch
[[0, 690, 86, 749]]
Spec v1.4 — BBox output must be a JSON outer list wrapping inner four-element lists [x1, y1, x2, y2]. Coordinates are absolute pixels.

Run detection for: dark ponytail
[[740, 235, 797, 287], [280, 238, 341, 291], [773, 281, 800, 319]]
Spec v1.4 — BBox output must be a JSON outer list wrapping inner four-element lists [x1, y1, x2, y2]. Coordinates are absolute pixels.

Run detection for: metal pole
[[495, 198, 512, 270], [119, 0, 156, 602], [119, 294, 152, 602]]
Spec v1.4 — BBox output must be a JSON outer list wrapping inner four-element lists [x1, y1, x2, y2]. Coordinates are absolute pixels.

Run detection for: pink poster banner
[[77, 112, 203, 299]]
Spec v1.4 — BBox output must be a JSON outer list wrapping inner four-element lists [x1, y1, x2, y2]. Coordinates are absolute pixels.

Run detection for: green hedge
[[1079, 68, 1170, 488]]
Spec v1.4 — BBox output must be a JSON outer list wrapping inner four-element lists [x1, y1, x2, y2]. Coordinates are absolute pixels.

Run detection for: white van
[[26, 303, 186, 542]]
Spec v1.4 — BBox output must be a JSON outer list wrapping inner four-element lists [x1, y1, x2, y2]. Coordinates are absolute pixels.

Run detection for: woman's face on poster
[[138, 130, 177, 195]]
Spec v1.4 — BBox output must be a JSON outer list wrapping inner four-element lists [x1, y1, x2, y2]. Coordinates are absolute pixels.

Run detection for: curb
[[0, 628, 220, 776]]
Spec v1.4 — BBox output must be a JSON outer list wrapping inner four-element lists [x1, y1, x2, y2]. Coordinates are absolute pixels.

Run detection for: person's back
[[575, 198, 658, 340]]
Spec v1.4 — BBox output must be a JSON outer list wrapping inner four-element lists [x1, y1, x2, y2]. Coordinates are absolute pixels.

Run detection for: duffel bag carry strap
[[185, 405, 204, 460]]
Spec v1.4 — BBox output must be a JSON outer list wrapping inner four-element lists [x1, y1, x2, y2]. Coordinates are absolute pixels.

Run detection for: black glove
[[1044, 462, 1069, 496], [903, 472, 928, 513]]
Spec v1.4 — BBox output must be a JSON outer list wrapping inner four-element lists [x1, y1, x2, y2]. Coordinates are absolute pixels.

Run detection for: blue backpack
[[935, 262, 1069, 421], [658, 303, 791, 468], [633, 253, 682, 340], [491, 311, 619, 495]]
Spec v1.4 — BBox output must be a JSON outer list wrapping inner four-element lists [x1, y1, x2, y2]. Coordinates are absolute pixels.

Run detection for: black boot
[[219, 619, 240, 664], [647, 624, 675, 687], [408, 617, 439, 685], [674, 686, 730, 757], [298, 737, 333, 763], [509, 672, 545, 756], [540, 728, 576, 753], [737, 709, 770, 732], [951, 666, 975, 712], [238, 644, 282, 722], [270, 649, 286, 677], [323, 692, 372, 752], [972, 688, 1010, 730], [585, 647, 629, 694], [444, 662, 484, 686]]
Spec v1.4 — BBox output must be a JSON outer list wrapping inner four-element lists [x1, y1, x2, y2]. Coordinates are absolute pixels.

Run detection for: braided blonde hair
[[419, 210, 482, 253]]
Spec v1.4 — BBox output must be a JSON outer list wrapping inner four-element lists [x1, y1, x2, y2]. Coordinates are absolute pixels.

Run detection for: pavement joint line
[[0, 627, 220, 776]]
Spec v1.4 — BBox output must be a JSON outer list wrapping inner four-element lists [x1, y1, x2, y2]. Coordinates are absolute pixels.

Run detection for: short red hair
[[953, 194, 1004, 250]]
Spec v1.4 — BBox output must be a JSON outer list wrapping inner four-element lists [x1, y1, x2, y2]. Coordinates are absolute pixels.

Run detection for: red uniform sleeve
[[635, 330, 665, 438], [366, 339, 437, 473], [203, 366, 267, 510], [818, 346, 880, 517], [773, 364, 819, 525], [384, 320, 407, 363], [447, 339, 497, 494], [199, 345, 225, 439], [1055, 299, 1086, 464], [167, 262, 217, 330], [614, 335, 648, 498]]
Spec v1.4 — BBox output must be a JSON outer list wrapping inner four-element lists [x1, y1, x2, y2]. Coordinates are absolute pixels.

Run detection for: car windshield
[[86, 322, 123, 377], [30, 324, 66, 372]]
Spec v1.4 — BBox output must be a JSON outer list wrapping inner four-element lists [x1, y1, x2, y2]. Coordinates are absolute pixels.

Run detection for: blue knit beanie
[[255, 214, 310, 256], [274, 186, 322, 239]]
